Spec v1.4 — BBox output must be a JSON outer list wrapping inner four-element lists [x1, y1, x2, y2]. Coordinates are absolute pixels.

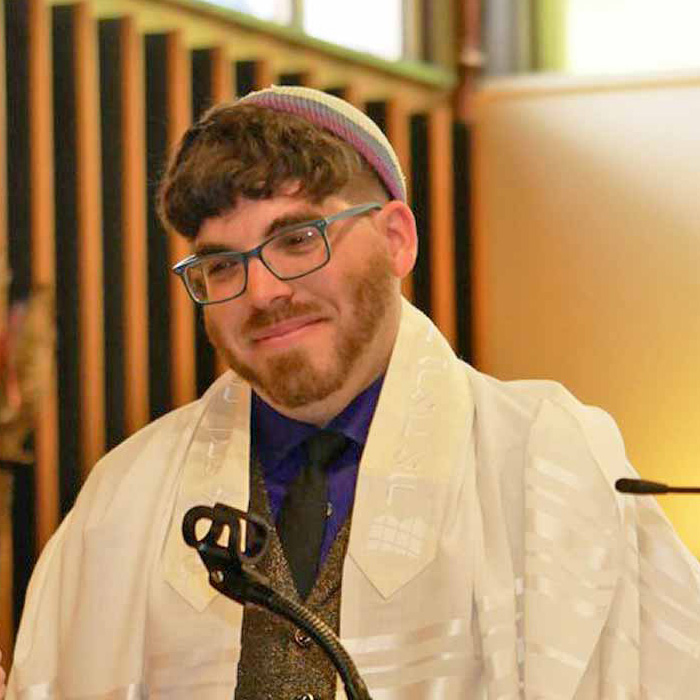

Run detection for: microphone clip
[[181, 502, 271, 604]]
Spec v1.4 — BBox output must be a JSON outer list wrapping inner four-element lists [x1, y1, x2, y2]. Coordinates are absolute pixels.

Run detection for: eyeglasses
[[172, 202, 382, 305]]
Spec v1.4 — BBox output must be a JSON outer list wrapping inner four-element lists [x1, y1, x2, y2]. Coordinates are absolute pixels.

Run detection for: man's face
[[198, 193, 399, 413]]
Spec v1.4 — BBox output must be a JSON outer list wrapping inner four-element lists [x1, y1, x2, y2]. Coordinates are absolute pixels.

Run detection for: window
[[206, 0, 292, 24], [567, 0, 700, 74], [204, 0, 403, 62], [303, 0, 403, 61]]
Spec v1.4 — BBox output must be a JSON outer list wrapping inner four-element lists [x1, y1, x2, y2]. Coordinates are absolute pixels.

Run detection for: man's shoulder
[[462, 363, 626, 476], [96, 394, 204, 471], [74, 376, 233, 520], [463, 363, 589, 422]]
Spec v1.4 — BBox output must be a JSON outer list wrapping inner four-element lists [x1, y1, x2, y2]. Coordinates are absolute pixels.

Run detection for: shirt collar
[[252, 376, 384, 472]]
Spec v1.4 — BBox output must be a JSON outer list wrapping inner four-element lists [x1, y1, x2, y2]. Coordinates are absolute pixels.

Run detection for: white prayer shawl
[[8, 300, 700, 699]]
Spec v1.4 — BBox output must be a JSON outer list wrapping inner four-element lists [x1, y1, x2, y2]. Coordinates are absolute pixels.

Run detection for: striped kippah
[[238, 85, 407, 203]]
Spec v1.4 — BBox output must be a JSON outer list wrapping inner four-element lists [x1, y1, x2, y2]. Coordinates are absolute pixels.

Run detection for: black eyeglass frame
[[172, 202, 383, 306]]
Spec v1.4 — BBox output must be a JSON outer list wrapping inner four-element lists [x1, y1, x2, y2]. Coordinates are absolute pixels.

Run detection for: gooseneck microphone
[[615, 478, 700, 495], [182, 502, 373, 700]]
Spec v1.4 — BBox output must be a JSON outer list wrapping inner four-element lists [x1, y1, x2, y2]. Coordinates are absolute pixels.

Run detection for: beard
[[206, 250, 395, 409]]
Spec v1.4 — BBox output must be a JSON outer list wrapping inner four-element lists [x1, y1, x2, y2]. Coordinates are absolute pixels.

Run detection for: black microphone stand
[[182, 502, 373, 700]]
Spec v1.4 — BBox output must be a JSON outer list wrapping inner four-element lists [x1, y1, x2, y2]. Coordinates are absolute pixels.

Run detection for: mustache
[[242, 301, 323, 335]]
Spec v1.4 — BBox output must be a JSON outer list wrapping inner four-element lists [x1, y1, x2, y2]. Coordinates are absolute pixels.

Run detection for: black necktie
[[277, 430, 347, 600]]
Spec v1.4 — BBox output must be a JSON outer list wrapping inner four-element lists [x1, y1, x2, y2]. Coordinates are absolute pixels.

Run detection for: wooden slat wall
[[0, 469, 12, 668], [145, 32, 173, 421], [236, 59, 272, 97], [164, 33, 193, 410], [98, 15, 150, 447], [385, 99, 414, 302], [191, 46, 233, 389], [209, 48, 233, 381], [452, 120, 472, 359], [75, 2, 106, 478], [99, 17, 127, 451], [427, 106, 457, 348], [0, 3, 7, 665], [325, 85, 361, 108], [0, 0, 10, 640], [29, 0, 59, 550], [0, 0, 471, 665], [0, 0, 5, 324], [409, 113, 432, 317], [364, 98, 415, 302], [210, 46, 233, 102], [121, 18, 150, 436], [165, 31, 196, 409], [53, 2, 86, 509]]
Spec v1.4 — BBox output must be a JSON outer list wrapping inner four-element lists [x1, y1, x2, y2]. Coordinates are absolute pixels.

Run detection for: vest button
[[294, 628, 313, 648]]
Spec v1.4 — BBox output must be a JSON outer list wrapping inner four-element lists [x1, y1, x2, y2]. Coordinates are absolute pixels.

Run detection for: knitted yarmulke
[[238, 85, 407, 202]]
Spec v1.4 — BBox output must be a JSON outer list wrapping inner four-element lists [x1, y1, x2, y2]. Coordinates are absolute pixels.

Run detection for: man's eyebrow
[[193, 242, 236, 256], [262, 209, 323, 239], [193, 209, 324, 255]]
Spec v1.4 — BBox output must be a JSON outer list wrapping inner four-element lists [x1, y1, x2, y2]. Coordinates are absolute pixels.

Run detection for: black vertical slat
[[145, 34, 172, 420], [365, 104, 436, 316], [235, 61, 257, 97], [230, 61, 237, 98], [5, 0, 32, 302], [324, 86, 349, 100], [364, 102, 396, 202], [5, 0, 38, 633], [453, 121, 472, 362], [98, 19, 126, 450], [410, 114, 431, 317], [190, 48, 217, 397], [11, 463, 34, 631], [52, 5, 81, 514], [191, 48, 213, 120], [364, 101, 387, 133], [278, 72, 304, 86]]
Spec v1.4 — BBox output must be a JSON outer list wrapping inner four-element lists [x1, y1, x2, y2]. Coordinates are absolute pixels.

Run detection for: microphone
[[615, 478, 700, 495]]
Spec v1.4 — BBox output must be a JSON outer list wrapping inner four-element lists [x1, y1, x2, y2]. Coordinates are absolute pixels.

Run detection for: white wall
[[473, 72, 700, 554]]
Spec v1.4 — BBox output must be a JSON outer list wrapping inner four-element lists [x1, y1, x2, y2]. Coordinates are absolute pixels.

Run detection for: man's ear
[[378, 200, 418, 278]]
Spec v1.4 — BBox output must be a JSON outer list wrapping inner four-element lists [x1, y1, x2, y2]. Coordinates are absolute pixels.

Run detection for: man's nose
[[245, 258, 294, 306]]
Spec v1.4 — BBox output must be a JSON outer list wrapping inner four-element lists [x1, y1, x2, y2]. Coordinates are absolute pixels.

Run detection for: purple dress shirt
[[251, 376, 383, 565]]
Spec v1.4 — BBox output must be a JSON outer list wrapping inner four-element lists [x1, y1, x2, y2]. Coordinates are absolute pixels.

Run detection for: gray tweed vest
[[235, 458, 351, 700]]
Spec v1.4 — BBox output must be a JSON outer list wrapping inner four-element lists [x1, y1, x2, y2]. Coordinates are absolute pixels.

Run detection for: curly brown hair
[[157, 102, 387, 239]]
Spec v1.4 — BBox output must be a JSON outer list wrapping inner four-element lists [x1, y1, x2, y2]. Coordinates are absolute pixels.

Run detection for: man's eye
[[278, 229, 318, 251], [204, 257, 240, 277]]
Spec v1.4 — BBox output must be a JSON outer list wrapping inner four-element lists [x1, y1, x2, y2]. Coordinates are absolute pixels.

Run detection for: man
[[6, 86, 700, 698]]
